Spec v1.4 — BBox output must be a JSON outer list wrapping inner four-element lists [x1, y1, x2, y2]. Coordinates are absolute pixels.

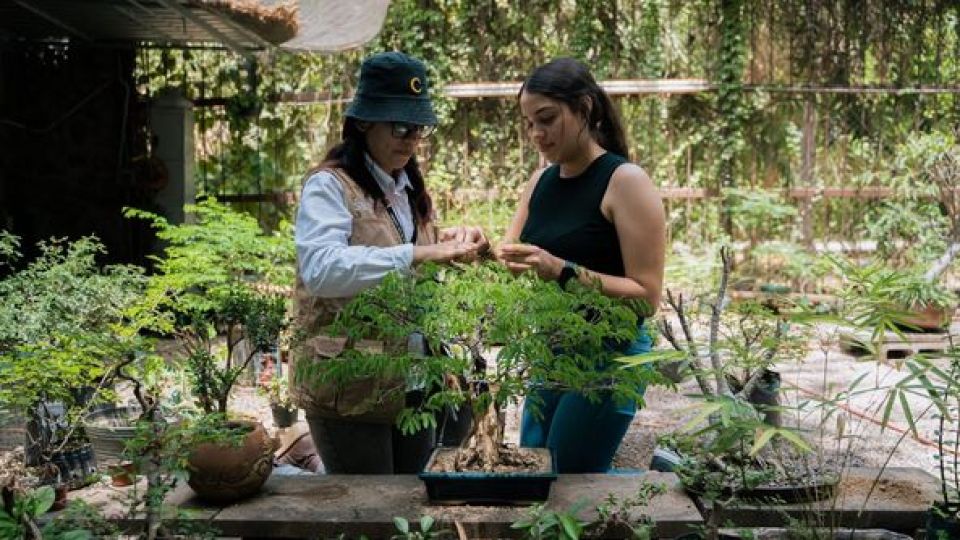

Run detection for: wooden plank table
[[87, 472, 702, 539]]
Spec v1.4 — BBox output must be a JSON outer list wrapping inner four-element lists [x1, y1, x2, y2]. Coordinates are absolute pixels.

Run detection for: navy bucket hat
[[345, 51, 438, 126]]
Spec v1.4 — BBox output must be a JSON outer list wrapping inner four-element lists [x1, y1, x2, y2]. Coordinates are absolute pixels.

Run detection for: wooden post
[[799, 98, 817, 249]]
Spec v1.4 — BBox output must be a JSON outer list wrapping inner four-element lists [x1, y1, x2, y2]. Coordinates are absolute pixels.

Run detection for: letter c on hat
[[409, 77, 423, 94]]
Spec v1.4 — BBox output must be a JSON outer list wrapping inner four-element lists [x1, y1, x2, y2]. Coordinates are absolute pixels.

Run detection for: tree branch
[[710, 248, 734, 396]]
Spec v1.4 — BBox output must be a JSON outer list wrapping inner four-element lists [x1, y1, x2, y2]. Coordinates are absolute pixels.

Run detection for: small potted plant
[[126, 199, 293, 502], [630, 247, 826, 538], [263, 377, 297, 428], [831, 256, 956, 333]]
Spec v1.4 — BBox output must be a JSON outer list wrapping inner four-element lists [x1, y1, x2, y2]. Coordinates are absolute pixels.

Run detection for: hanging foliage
[[132, 0, 960, 250]]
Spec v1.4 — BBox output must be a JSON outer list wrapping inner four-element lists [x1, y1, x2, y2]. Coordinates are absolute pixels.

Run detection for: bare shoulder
[[526, 166, 549, 188], [610, 162, 656, 193]]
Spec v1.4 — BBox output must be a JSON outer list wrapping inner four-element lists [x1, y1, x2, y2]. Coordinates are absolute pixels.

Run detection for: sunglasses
[[390, 122, 436, 139]]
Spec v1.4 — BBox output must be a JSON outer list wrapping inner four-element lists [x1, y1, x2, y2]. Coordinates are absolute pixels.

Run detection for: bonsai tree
[[0, 232, 201, 539], [125, 198, 292, 416], [830, 255, 957, 334], [860, 133, 960, 321], [823, 261, 960, 535], [126, 198, 293, 503], [626, 247, 813, 539], [296, 262, 660, 471], [866, 132, 960, 279], [0, 233, 146, 470]]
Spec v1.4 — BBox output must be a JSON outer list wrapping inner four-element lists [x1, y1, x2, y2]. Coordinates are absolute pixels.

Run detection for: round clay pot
[[186, 420, 276, 503], [109, 461, 138, 487]]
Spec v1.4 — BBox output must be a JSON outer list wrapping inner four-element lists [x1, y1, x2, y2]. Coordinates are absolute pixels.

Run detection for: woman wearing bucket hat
[[496, 58, 666, 473], [293, 52, 487, 474]]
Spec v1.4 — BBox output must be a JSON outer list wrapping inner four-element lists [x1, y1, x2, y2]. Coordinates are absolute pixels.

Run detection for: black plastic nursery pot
[[687, 472, 839, 505], [732, 473, 838, 504], [925, 502, 960, 540], [271, 405, 298, 428], [418, 447, 557, 506]]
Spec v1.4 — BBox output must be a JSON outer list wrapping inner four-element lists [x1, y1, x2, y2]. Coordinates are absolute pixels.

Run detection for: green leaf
[[419, 515, 434, 533], [880, 389, 897, 433], [776, 428, 813, 453], [558, 514, 582, 540], [680, 401, 723, 433], [0, 508, 15, 524], [749, 427, 777, 457], [29, 485, 55, 516], [0, 521, 21, 538], [394, 516, 410, 534], [898, 390, 919, 438]]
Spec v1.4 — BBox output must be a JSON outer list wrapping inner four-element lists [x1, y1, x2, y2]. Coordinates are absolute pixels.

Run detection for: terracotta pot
[[50, 484, 67, 512], [186, 420, 276, 503], [109, 461, 137, 487], [900, 304, 951, 331]]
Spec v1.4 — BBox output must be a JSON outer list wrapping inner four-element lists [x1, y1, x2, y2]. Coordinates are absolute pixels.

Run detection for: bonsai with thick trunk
[[300, 262, 657, 471]]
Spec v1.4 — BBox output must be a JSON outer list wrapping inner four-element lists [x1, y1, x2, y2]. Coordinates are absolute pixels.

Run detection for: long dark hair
[[520, 57, 629, 159], [315, 118, 433, 224]]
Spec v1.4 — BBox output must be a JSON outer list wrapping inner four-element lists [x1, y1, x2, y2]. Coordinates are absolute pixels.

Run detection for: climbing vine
[[132, 0, 960, 246]]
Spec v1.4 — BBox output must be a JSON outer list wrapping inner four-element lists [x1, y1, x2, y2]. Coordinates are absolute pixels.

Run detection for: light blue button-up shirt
[[295, 154, 416, 298]]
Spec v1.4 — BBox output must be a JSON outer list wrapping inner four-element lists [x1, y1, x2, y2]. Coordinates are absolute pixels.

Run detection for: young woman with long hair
[[497, 57, 666, 473]]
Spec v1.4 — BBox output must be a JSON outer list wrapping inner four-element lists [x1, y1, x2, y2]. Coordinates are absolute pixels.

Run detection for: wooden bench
[[86, 472, 703, 539], [77, 467, 942, 538]]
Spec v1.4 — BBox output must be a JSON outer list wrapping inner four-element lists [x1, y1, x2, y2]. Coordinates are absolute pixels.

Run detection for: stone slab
[[57, 478, 219, 535], [104, 472, 701, 539], [701, 467, 938, 532]]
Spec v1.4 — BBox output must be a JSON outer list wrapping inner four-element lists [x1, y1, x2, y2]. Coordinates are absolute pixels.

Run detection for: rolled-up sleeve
[[295, 171, 414, 298]]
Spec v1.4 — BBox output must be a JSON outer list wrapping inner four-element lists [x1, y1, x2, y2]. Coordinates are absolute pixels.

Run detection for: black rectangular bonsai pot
[[418, 447, 557, 506]]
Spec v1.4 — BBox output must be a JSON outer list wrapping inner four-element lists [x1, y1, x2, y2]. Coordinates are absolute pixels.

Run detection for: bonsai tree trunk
[[924, 241, 960, 283], [458, 399, 503, 471], [924, 145, 960, 282]]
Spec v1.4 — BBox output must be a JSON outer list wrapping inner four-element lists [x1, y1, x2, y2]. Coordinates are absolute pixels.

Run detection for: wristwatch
[[557, 260, 579, 290]]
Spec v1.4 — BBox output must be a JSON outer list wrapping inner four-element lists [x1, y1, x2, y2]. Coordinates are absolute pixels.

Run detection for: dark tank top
[[520, 152, 626, 277]]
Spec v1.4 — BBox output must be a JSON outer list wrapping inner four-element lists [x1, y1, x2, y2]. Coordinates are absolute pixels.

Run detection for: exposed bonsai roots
[[431, 401, 544, 473]]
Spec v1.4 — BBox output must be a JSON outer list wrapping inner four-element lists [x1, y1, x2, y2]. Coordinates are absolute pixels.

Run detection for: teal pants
[[519, 328, 652, 473]]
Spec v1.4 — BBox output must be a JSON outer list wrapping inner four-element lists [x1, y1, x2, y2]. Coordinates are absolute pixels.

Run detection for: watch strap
[[557, 260, 579, 290]]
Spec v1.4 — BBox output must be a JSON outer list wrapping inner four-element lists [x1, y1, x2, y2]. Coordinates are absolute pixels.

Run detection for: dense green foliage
[[125, 199, 293, 415], [0, 236, 146, 456], [297, 262, 658, 436], [135, 1, 960, 254]]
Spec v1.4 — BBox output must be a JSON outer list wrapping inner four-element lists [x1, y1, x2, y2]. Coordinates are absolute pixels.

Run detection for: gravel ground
[[610, 321, 960, 479]]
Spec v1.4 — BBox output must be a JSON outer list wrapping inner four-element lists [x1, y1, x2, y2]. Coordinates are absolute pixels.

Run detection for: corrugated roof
[[0, 0, 390, 53]]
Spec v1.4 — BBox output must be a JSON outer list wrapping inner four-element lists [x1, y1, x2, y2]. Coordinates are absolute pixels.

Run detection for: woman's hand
[[413, 241, 482, 265], [439, 226, 489, 262], [496, 242, 564, 281]]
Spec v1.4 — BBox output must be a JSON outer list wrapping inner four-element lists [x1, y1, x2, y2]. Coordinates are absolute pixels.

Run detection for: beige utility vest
[[292, 167, 437, 423]]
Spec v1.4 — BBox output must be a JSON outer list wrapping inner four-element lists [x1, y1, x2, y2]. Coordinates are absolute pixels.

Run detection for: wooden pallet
[[840, 330, 952, 362], [729, 290, 838, 306]]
